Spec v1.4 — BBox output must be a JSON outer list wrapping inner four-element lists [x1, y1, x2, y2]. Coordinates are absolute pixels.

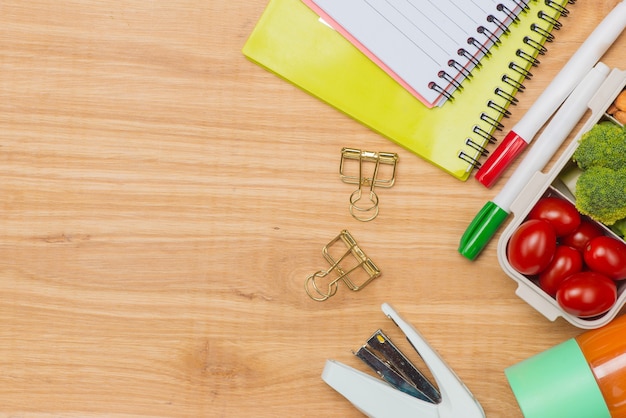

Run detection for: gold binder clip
[[304, 230, 381, 302], [340, 148, 398, 222]]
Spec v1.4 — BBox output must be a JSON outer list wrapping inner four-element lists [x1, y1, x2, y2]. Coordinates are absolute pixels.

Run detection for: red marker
[[475, 0, 626, 188]]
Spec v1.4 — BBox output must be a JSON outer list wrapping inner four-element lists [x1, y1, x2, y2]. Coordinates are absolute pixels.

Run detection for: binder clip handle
[[305, 270, 339, 302], [340, 148, 398, 222], [304, 230, 381, 301], [349, 189, 379, 222]]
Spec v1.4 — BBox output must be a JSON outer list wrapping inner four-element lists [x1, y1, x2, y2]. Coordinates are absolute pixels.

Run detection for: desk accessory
[[340, 147, 398, 222], [321, 303, 485, 418], [304, 230, 381, 301], [475, 0, 626, 188], [459, 62, 610, 260], [243, 0, 572, 181], [355, 329, 441, 404], [302, 0, 525, 108]]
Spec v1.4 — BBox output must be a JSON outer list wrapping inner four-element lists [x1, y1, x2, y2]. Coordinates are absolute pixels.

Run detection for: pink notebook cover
[[301, 0, 437, 108]]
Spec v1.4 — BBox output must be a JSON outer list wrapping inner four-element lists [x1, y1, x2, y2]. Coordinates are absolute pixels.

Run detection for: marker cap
[[475, 131, 529, 188], [505, 339, 610, 418], [458, 201, 509, 260]]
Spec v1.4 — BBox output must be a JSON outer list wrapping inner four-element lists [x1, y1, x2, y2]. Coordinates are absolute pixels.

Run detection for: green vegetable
[[566, 122, 626, 229], [573, 122, 626, 170], [559, 164, 582, 197], [610, 218, 626, 238], [575, 166, 626, 225]]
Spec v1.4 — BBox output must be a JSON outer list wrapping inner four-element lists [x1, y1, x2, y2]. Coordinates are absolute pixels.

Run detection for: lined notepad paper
[[303, 0, 527, 107]]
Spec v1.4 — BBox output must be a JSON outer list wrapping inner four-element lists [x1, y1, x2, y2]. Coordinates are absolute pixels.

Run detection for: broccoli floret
[[573, 122, 626, 170], [575, 166, 626, 225], [568, 120, 626, 226]]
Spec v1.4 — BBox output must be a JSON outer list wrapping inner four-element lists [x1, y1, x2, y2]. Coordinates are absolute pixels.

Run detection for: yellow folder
[[243, 0, 568, 181]]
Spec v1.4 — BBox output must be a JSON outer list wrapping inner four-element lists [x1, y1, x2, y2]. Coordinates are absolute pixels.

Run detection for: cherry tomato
[[538, 245, 583, 297], [507, 219, 557, 275], [560, 219, 605, 252], [556, 271, 617, 318], [528, 196, 581, 237], [584, 236, 626, 280]]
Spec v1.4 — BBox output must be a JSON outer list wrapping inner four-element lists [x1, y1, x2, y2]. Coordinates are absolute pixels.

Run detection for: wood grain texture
[[0, 1, 624, 416]]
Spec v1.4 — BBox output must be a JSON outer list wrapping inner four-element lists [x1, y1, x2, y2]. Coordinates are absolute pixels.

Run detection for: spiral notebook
[[242, 0, 571, 181], [301, 0, 527, 108]]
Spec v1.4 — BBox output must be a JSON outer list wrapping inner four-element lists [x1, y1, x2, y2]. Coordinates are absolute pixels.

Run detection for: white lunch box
[[497, 68, 626, 329]]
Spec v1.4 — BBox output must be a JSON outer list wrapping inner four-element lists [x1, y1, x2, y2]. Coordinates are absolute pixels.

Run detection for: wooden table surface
[[1, 1, 624, 416]]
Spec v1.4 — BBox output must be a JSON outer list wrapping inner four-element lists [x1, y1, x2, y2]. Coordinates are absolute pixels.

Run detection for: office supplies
[[304, 230, 381, 301], [243, 0, 572, 181], [321, 303, 486, 418], [302, 0, 525, 108], [459, 62, 610, 260], [475, 0, 626, 188], [340, 147, 398, 222], [355, 329, 441, 403]]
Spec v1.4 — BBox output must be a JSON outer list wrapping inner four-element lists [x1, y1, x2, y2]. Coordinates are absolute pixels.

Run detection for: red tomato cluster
[[507, 196, 626, 318]]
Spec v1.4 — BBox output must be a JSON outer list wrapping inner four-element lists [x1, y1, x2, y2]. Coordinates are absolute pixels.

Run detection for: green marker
[[459, 63, 610, 260]]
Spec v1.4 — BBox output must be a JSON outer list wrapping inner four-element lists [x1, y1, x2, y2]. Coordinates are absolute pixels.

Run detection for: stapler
[[321, 303, 485, 418]]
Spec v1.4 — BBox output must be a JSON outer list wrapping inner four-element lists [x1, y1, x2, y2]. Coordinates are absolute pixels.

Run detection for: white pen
[[475, 0, 626, 188], [459, 62, 610, 260]]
